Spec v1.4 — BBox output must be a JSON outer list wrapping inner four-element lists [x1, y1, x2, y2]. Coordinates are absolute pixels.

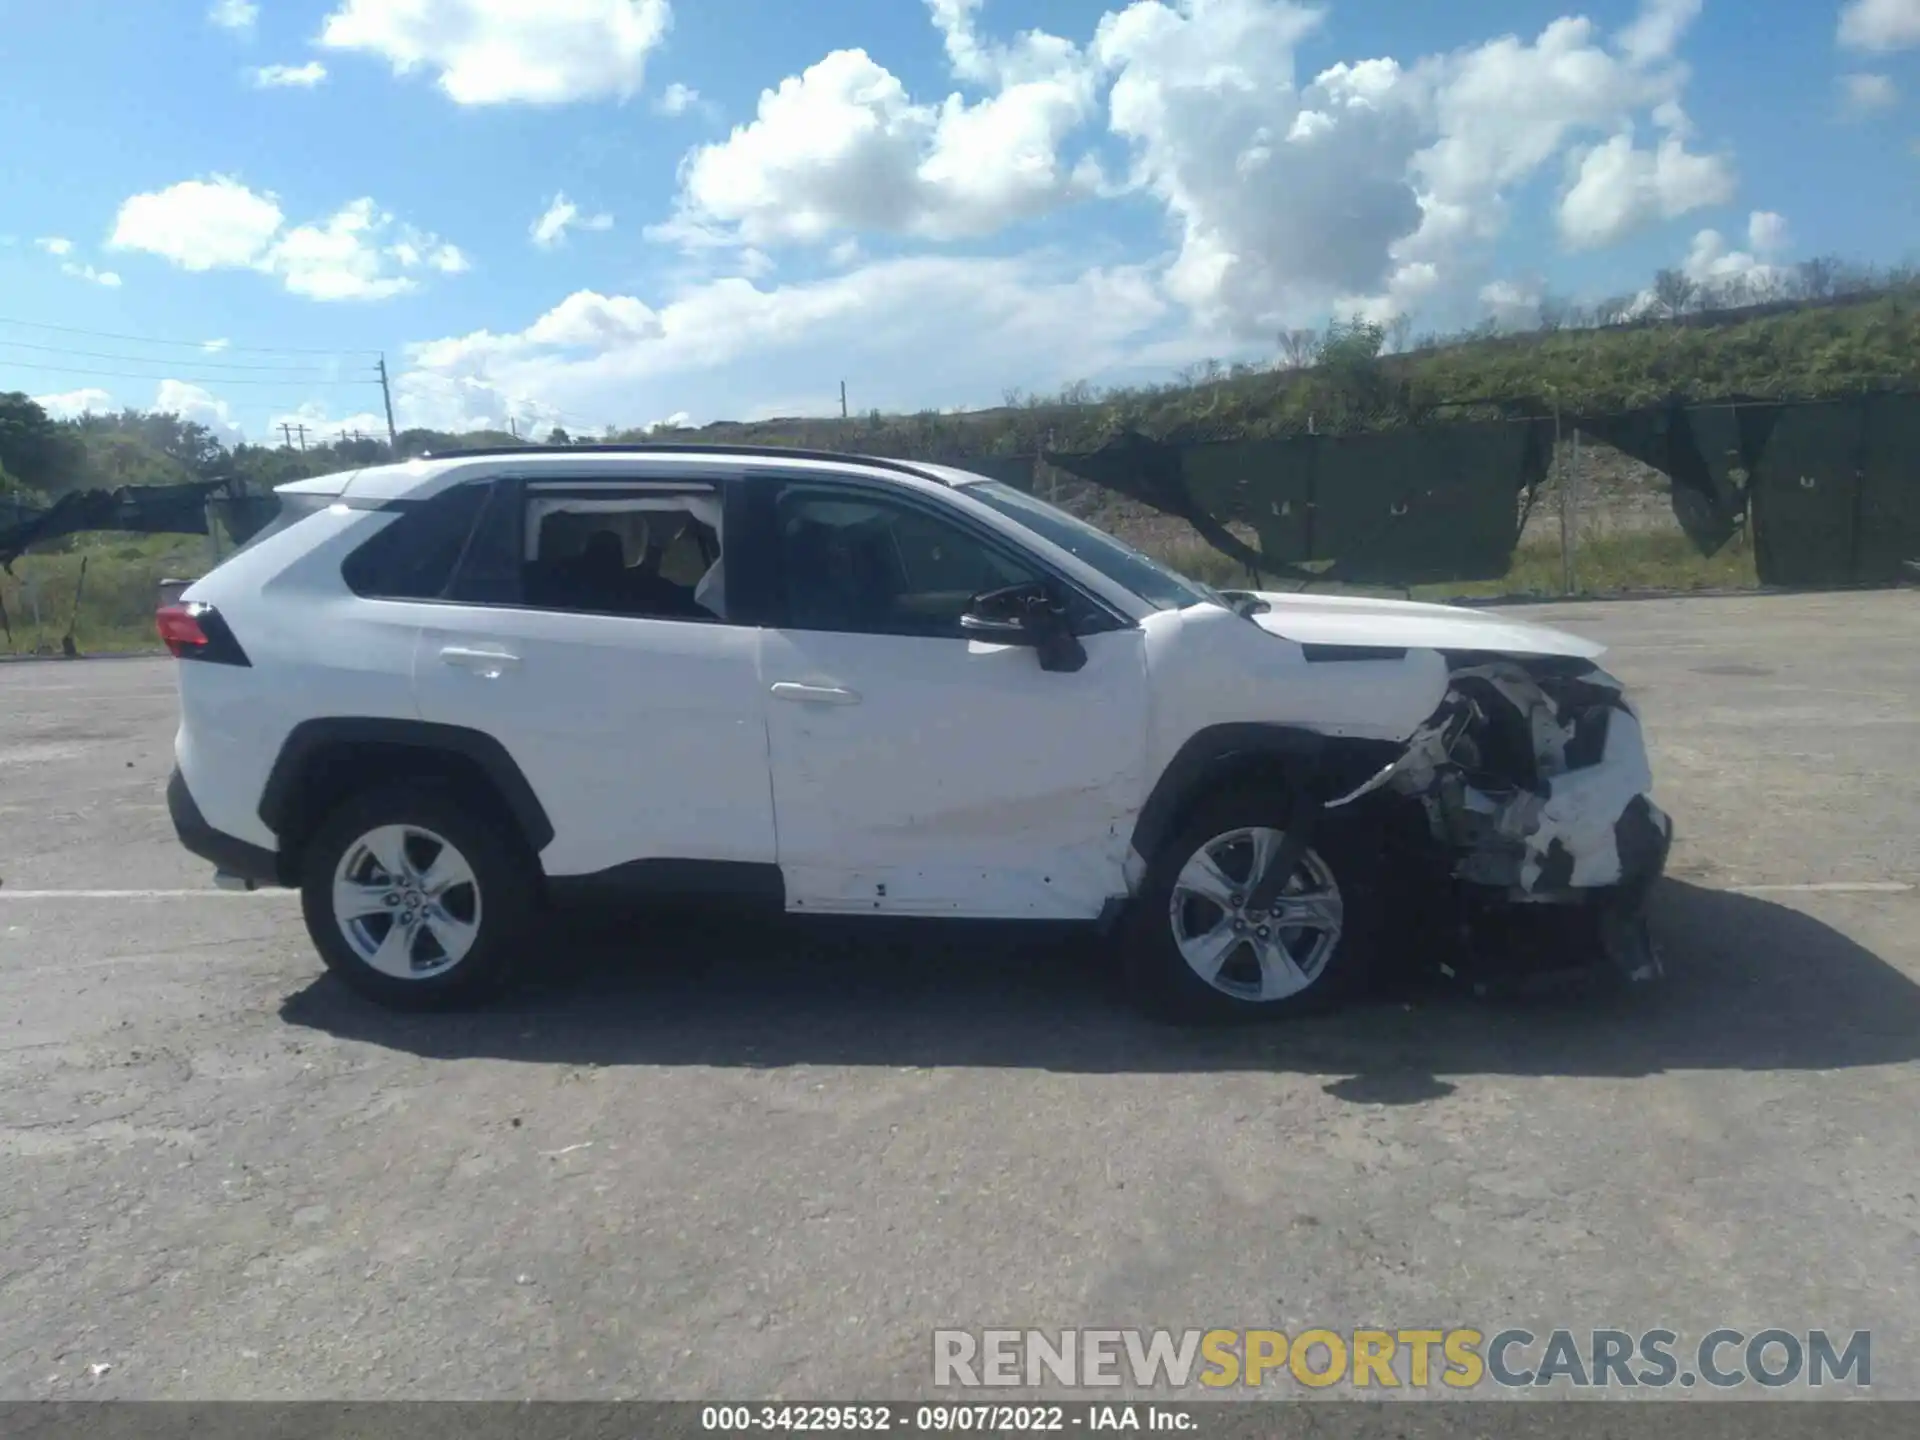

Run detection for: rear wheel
[[1123, 787, 1383, 1022], [299, 783, 533, 1010]]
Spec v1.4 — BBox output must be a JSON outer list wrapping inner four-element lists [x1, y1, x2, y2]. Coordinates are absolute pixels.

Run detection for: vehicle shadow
[[279, 879, 1920, 1089]]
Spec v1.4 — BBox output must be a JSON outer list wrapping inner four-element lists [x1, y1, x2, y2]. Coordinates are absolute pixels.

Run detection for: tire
[[1122, 785, 1384, 1023], [299, 781, 534, 1011]]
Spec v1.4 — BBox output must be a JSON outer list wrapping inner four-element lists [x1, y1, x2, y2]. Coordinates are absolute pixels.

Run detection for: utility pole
[[377, 354, 399, 449], [280, 422, 295, 449], [840, 381, 848, 420], [295, 423, 309, 451]]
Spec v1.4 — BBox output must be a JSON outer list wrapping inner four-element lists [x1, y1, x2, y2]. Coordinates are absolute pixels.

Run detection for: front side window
[[774, 487, 1037, 638], [961, 480, 1219, 611]]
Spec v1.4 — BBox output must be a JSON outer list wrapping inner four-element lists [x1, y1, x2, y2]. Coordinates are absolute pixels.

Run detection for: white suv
[[161, 445, 1671, 1020]]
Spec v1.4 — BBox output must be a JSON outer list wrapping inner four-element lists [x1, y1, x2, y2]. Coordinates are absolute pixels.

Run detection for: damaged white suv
[[162, 445, 1670, 1019]]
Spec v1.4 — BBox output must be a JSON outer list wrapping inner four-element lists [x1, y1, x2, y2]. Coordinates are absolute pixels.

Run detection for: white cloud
[[202, 338, 231, 353], [271, 200, 416, 300], [524, 290, 663, 346], [654, 81, 701, 115], [31, 234, 122, 284], [155, 381, 245, 443], [1479, 277, 1543, 329], [1839, 0, 1920, 52], [1747, 210, 1790, 255], [1095, 0, 1422, 332], [208, 0, 257, 32], [661, 2, 1100, 249], [397, 253, 1170, 431], [1071, 0, 1728, 334], [251, 62, 330, 89], [1840, 71, 1900, 116], [108, 177, 466, 300], [109, 176, 286, 270], [648, 411, 692, 430], [648, 0, 1731, 332], [1615, 0, 1702, 65], [32, 388, 114, 420], [1678, 211, 1794, 296], [318, 0, 672, 105], [530, 193, 614, 249], [1557, 131, 1735, 250], [62, 261, 123, 288]]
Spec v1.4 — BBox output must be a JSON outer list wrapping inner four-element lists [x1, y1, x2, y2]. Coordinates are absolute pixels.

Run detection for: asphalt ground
[[2, 591, 1917, 1401]]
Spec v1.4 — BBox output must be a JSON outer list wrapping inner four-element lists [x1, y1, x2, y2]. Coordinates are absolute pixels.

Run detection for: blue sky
[[2, 0, 1914, 443]]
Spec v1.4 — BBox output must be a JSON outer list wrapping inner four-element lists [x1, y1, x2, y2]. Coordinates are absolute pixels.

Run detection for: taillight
[[156, 602, 250, 666]]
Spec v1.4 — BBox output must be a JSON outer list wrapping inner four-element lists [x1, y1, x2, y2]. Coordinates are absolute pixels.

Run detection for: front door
[[757, 479, 1150, 918]]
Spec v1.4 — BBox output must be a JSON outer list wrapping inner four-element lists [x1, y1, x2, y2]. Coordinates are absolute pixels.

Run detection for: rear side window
[[341, 483, 491, 600]]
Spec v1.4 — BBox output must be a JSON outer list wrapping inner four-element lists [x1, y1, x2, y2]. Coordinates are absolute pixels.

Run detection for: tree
[[1318, 317, 1386, 371], [71, 430, 194, 489], [1592, 295, 1635, 327], [1277, 328, 1320, 369], [547, 426, 572, 445], [1651, 269, 1698, 319], [1793, 256, 1840, 301], [0, 392, 80, 492]]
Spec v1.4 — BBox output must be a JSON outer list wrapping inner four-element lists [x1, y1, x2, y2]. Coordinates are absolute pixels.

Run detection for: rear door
[[411, 472, 777, 886], [752, 473, 1151, 919]]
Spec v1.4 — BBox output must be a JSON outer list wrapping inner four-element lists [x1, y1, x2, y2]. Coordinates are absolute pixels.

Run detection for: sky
[[1, 0, 1915, 445]]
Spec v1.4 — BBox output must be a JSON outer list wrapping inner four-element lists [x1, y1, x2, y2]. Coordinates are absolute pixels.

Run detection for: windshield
[[962, 480, 1221, 612]]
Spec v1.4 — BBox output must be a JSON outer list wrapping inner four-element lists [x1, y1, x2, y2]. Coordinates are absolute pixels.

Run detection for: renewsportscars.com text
[[933, 1327, 1871, 1391]]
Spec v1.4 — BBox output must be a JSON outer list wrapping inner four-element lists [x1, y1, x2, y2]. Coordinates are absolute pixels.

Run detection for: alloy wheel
[[331, 824, 483, 980], [1167, 826, 1343, 1001]]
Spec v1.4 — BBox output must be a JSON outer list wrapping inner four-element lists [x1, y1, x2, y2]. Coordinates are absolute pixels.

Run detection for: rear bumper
[[167, 766, 283, 887]]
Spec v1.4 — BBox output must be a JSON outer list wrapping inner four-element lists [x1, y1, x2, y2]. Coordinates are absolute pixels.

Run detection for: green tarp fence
[[0, 482, 218, 570], [1042, 421, 1553, 585], [1023, 394, 1916, 589], [1741, 393, 1920, 587]]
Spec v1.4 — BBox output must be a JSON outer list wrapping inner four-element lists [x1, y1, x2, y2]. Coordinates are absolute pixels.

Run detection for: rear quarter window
[[340, 483, 492, 600], [218, 491, 334, 560]]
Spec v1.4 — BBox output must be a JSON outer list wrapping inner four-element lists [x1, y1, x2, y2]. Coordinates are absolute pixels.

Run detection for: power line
[[4, 359, 379, 387], [0, 337, 375, 375], [0, 313, 380, 357]]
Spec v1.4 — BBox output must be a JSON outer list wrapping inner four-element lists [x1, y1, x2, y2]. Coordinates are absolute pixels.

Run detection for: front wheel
[[299, 783, 533, 1010], [1123, 787, 1383, 1022]]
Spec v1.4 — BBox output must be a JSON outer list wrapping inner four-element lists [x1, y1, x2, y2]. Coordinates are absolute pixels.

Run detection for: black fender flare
[[1129, 724, 1330, 864], [259, 718, 555, 853]]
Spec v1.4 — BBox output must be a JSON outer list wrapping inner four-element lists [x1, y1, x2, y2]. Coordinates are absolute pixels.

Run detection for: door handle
[[770, 682, 861, 705], [440, 645, 521, 677]]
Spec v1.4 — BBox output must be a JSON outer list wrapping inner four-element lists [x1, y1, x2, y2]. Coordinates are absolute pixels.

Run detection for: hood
[[1241, 590, 1605, 660]]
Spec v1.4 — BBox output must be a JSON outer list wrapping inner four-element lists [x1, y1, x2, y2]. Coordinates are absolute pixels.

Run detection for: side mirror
[[961, 581, 1087, 674]]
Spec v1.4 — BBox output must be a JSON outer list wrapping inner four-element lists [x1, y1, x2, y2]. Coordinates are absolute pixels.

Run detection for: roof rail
[[412, 442, 957, 482]]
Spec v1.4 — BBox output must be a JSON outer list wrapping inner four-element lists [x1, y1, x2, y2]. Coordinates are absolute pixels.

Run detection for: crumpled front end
[[1333, 654, 1673, 984]]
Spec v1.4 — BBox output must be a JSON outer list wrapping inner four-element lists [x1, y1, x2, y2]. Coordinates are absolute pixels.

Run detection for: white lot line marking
[[1729, 882, 1913, 895], [0, 889, 297, 899]]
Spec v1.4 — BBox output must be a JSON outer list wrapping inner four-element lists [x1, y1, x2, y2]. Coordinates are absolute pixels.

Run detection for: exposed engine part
[[1340, 656, 1668, 900]]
